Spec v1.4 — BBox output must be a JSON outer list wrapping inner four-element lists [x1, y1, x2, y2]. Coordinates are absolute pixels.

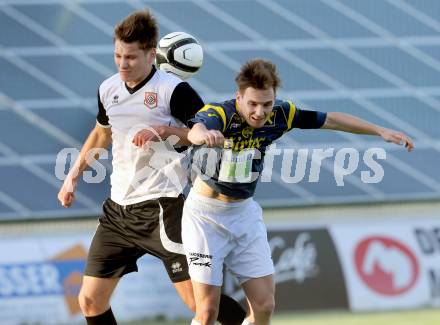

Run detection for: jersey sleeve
[[96, 89, 110, 127], [169, 82, 205, 126], [282, 100, 327, 131], [188, 104, 227, 131]]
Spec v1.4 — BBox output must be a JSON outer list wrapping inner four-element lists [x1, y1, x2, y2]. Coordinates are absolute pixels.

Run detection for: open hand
[[380, 129, 414, 152]]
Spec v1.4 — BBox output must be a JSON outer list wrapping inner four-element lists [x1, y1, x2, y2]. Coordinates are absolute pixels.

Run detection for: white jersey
[[97, 68, 198, 205]]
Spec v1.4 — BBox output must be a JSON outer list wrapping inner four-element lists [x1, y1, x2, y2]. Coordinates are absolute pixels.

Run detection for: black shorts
[[85, 195, 189, 283]]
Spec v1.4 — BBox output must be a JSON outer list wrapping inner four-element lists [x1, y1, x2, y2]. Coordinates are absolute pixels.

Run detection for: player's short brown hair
[[114, 10, 158, 50], [235, 58, 281, 93]]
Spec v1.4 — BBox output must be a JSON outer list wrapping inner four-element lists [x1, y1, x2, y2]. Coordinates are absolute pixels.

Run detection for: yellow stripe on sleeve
[[198, 104, 227, 131], [287, 100, 297, 130]]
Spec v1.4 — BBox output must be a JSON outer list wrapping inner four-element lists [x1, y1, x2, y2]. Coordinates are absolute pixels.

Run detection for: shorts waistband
[[107, 194, 184, 209], [186, 190, 253, 212]]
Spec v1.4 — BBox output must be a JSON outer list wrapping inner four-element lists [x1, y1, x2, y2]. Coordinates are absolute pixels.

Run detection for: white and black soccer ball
[[156, 32, 203, 80]]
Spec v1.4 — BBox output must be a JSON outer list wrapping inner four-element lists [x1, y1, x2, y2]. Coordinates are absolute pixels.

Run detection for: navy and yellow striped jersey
[[190, 98, 327, 199]]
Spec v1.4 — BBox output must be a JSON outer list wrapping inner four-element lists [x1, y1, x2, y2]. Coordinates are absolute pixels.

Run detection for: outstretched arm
[[321, 112, 414, 151], [57, 123, 112, 207]]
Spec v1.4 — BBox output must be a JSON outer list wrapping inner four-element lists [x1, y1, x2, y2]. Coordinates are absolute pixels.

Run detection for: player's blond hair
[[235, 58, 281, 93], [114, 10, 158, 50]]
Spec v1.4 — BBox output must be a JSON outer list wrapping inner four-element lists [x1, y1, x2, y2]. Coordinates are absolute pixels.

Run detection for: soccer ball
[[156, 32, 203, 80]]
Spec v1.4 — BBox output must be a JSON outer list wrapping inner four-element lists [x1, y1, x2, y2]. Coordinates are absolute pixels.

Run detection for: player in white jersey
[[57, 10, 245, 325]]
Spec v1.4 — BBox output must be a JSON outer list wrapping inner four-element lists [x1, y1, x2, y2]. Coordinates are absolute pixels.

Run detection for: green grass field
[[123, 309, 440, 325]]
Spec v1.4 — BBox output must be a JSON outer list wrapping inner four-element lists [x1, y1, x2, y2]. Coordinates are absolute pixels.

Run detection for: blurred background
[[0, 0, 440, 324]]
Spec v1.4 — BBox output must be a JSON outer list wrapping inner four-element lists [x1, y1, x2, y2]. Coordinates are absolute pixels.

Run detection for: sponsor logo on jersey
[[228, 114, 243, 129], [265, 111, 277, 127], [231, 136, 266, 151], [144, 92, 158, 109], [241, 127, 253, 139]]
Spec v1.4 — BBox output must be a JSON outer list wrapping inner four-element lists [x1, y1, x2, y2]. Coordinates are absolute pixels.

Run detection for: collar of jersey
[[125, 65, 157, 94]]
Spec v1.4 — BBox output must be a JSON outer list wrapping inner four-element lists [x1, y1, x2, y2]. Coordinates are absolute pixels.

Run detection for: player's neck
[[125, 65, 156, 92]]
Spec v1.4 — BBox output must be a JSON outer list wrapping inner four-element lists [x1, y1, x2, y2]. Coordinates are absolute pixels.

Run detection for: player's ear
[[146, 47, 156, 65], [149, 47, 156, 59], [235, 90, 244, 113], [235, 90, 242, 103]]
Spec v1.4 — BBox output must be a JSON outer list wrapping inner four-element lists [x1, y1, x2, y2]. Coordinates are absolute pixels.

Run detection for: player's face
[[114, 39, 156, 87], [236, 87, 275, 128]]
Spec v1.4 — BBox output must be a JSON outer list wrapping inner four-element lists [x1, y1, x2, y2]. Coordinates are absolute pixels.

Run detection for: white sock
[[241, 319, 255, 325], [191, 319, 201, 325]]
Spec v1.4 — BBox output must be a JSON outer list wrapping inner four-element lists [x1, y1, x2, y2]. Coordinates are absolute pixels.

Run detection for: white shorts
[[182, 191, 274, 286]]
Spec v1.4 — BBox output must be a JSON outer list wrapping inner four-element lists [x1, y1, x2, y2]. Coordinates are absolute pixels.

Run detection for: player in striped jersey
[[184, 58, 413, 325]]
